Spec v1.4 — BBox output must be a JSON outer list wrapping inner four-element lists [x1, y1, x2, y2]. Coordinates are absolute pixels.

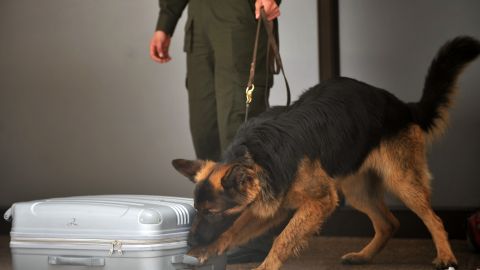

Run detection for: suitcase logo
[[66, 218, 78, 227]]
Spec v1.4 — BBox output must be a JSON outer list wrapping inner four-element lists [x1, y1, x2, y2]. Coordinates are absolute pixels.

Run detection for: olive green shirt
[[155, 0, 188, 36], [155, 0, 281, 36]]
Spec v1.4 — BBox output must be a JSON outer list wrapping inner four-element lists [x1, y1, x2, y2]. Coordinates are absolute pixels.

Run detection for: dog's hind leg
[[385, 168, 457, 269], [339, 172, 399, 264], [380, 127, 457, 269]]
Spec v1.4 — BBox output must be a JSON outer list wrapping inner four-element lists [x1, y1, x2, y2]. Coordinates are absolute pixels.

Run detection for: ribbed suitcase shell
[[4, 195, 226, 270]]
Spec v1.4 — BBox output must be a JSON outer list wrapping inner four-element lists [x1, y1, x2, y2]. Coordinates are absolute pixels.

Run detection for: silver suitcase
[[4, 195, 226, 270]]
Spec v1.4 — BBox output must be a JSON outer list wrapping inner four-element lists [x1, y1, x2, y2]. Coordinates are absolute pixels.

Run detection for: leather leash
[[244, 8, 291, 123]]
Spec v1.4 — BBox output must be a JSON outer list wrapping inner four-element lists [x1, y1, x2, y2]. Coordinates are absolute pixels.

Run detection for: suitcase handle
[[171, 254, 200, 269], [48, 256, 105, 267]]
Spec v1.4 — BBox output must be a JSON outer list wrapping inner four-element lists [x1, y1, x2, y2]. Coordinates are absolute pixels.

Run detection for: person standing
[[150, 0, 280, 162]]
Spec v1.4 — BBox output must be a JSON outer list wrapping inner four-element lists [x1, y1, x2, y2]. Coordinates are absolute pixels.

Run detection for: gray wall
[[1, 0, 478, 209], [0, 0, 318, 207], [340, 0, 480, 207]]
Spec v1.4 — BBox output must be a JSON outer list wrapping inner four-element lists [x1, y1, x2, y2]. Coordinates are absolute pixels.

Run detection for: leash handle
[[245, 8, 291, 123], [259, 8, 291, 107]]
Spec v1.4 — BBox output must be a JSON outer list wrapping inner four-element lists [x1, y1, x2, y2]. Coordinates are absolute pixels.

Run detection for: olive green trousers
[[184, 0, 272, 161]]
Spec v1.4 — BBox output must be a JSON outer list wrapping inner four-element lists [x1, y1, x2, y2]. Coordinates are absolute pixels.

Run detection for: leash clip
[[245, 84, 255, 104]]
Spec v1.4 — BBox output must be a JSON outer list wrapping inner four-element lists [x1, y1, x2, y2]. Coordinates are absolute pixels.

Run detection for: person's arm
[[255, 0, 280, 21], [150, 0, 188, 63], [155, 0, 188, 36]]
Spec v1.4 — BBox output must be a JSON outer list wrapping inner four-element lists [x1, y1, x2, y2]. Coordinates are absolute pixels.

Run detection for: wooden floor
[[1, 235, 479, 270]]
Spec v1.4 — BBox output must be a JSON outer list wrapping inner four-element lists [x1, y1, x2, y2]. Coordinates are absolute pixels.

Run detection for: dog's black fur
[[174, 36, 480, 269], [222, 36, 480, 205]]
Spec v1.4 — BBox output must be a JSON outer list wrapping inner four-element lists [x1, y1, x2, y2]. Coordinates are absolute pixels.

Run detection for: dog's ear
[[221, 151, 257, 190], [171, 159, 204, 183], [221, 165, 254, 191]]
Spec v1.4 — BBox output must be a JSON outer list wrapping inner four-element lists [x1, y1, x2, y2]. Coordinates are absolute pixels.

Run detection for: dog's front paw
[[214, 236, 232, 255], [252, 260, 280, 270], [200, 233, 232, 256], [252, 264, 271, 270], [187, 247, 211, 264], [341, 252, 371, 265], [187, 242, 227, 264], [432, 256, 457, 270]]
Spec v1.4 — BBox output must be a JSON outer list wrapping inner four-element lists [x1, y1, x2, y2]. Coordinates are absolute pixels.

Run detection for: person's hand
[[255, 0, 280, 21], [150, 31, 172, 63]]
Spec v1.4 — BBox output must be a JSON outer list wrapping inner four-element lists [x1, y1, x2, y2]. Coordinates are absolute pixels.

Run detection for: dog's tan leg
[[188, 208, 287, 262], [254, 197, 336, 270], [188, 208, 256, 261], [379, 128, 457, 269], [227, 210, 289, 248], [211, 209, 289, 255], [385, 169, 457, 268], [339, 172, 399, 264]]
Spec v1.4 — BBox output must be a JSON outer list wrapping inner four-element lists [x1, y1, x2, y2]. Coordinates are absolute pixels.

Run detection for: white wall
[[270, 1, 319, 105], [0, 0, 318, 206], [1, 0, 478, 209], [340, 0, 480, 207]]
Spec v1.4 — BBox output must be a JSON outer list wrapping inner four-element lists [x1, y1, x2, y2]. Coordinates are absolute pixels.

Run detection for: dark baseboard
[[1, 206, 476, 239], [322, 207, 476, 239], [1, 207, 11, 235]]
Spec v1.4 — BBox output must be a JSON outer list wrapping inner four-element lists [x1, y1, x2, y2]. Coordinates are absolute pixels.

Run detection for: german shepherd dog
[[172, 36, 480, 270]]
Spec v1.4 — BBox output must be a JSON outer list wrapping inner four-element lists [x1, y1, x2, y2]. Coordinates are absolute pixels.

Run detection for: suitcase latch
[[109, 240, 123, 256]]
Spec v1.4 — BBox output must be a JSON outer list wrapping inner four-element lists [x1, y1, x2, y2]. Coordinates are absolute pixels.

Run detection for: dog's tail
[[411, 36, 480, 141]]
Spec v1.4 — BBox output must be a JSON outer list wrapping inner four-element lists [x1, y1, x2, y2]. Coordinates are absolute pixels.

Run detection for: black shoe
[[226, 246, 269, 264]]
